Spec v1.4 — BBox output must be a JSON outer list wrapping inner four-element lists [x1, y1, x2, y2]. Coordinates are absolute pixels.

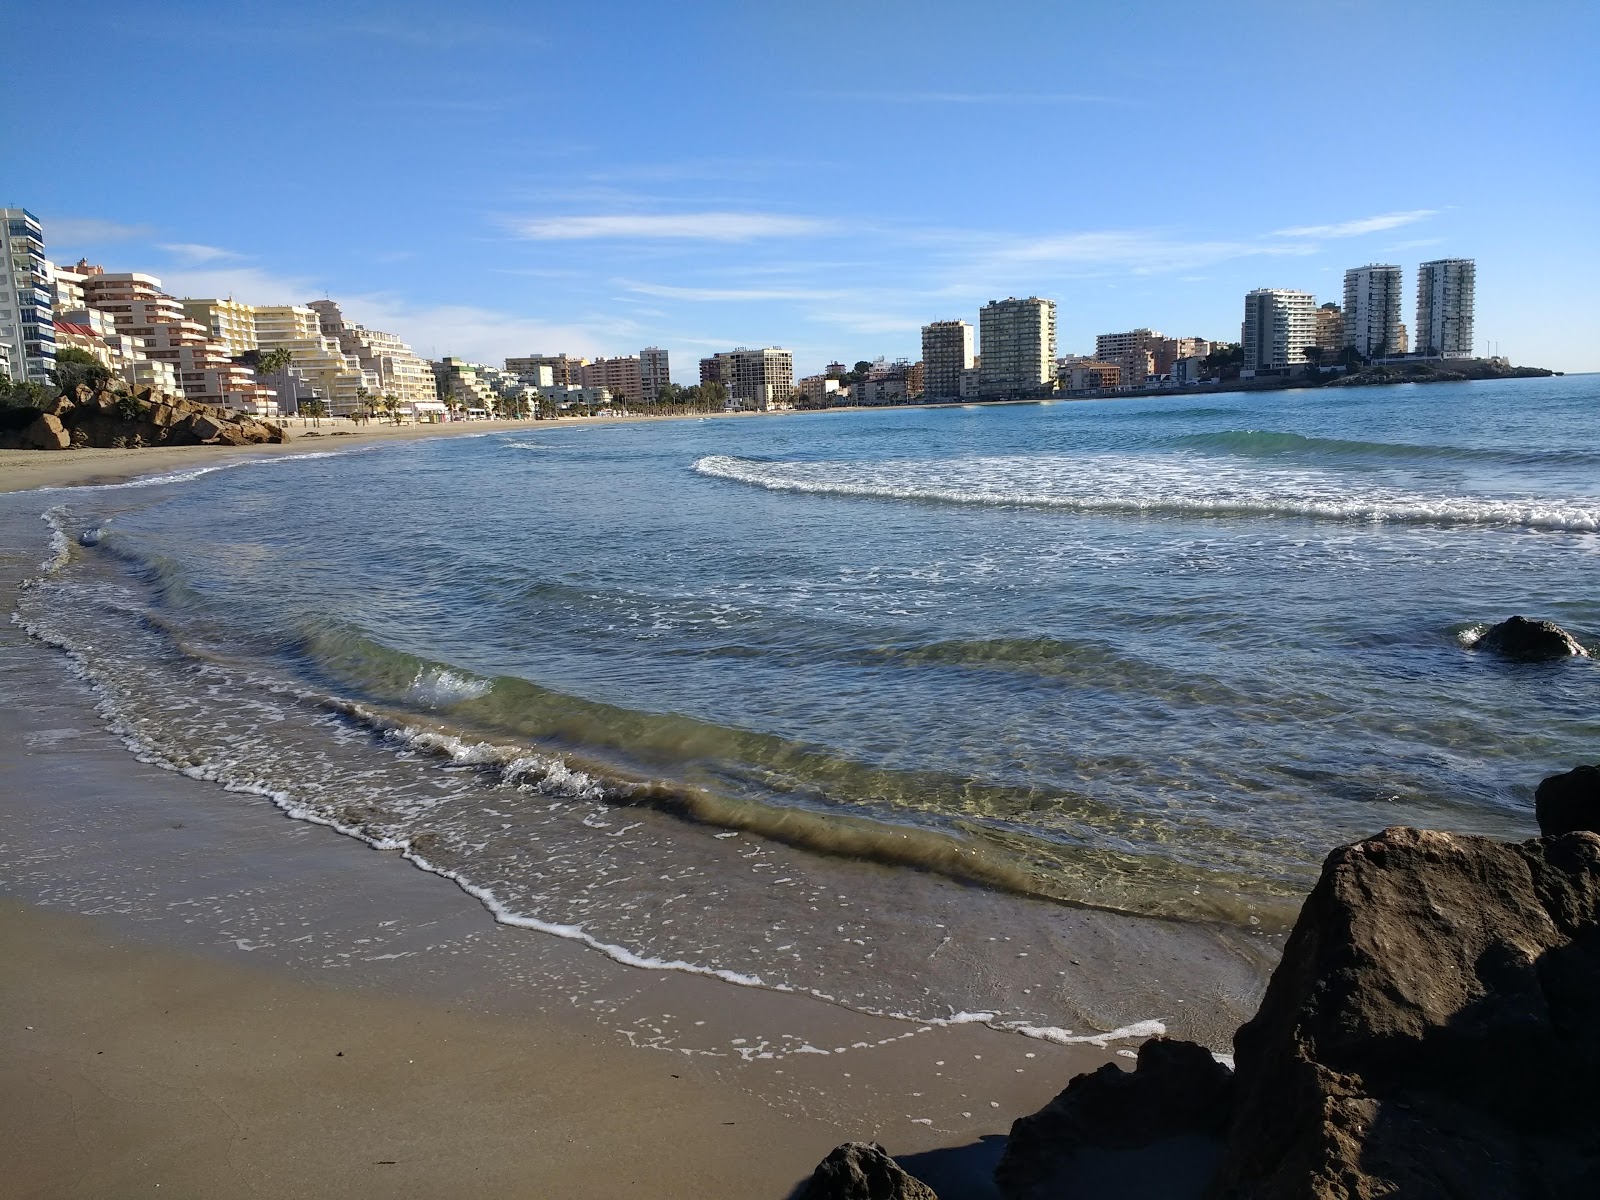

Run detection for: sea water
[[7, 376, 1597, 1046]]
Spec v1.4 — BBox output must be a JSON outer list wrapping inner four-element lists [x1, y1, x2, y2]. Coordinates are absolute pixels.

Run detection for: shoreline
[[0, 500, 1133, 1198]]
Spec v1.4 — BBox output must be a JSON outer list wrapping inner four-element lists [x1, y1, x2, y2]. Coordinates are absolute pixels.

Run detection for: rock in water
[[1537, 765, 1600, 837], [1476, 615, 1589, 660], [797, 1142, 938, 1200], [996, 1037, 1231, 1200], [1209, 825, 1600, 1198]]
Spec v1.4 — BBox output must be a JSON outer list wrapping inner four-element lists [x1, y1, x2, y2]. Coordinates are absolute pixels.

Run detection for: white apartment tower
[[1415, 258, 1476, 358], [920, 320, 975, 401], [639, 346, 670, 402], [0, 209, 55, 384], [1241, 288, 1317, 372], [1342, 264, 1404, 359], [701, 347, 794, 410], [978, 297, 1057, 398]]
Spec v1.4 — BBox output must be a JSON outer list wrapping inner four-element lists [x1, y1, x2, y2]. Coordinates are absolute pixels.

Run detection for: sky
[[6, 0, 1598, 377]]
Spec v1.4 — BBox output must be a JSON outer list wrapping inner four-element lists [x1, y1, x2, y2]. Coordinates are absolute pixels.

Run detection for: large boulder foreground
[[807, 766, 1600, 1198], [1474, 615, 1590, 661], [0, 382, 284, 450]]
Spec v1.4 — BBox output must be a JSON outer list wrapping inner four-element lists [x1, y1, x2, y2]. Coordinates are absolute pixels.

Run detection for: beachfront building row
[[505, 348, 672, 405], [919, 299, 1056, 402], [699, 347, 795, 410]]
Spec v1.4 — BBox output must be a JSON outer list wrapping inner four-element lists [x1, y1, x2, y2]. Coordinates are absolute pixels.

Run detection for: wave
[[1169, 429, 1600, 467], [693, 453, 1600, 532]]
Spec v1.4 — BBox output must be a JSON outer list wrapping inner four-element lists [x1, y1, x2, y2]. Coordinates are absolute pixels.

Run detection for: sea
[[6, 374, 1598, 1048]]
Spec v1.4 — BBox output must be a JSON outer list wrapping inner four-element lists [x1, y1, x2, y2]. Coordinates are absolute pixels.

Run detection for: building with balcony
[[1342, 264, 1404, 359], [1415, 258, 1476, 358], [0, 209, 56, 385], [1314, 303, 1344, 353], [798, 375, 841, 404], [507, 353, 587, 385], [307, 300, 439, 415], [979, 298, 1056, 398], [1094, 328, 1163, 387], [250, 304, 374, 416], [699, 347, 794, 410], [1151, 336, 1211, 377], [639, 346, 670, 403], [1241, 288, 1317, 373], [181, 297, 259, 357], [921, 319, 974, 401], [580, 355, 644, 405], [1061, 360, 1123, 391]]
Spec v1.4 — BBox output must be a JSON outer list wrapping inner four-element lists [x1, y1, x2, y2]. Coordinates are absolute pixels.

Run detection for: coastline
[[0, 491, 1130, 1199]]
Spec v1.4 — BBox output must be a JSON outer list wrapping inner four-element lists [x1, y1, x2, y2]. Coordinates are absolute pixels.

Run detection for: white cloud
[[43, 217, 151, 244], [981, 231, 1316, 274], [507, 213, 835, 241], [159, 243, 243, 265], [338, 294, 640, 365], [622, 280, 848, 302], [1271, 210, 1437, 239], [159, 266, 318, 305]]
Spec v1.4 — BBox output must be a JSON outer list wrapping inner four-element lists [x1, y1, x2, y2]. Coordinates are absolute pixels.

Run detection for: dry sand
[[0, 466, 1131, 1199]]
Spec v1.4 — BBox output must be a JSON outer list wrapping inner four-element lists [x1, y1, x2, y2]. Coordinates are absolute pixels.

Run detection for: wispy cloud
[[44, 217, 152, 243], [809, 90, 1127, 106], [622, 280, 847, 302], [982, 231, 1317, 274], [159, 243, 243, 266], [507, 213, 836, 241], [160, 266, 317, 305], [1271, 210, 1437, 239]]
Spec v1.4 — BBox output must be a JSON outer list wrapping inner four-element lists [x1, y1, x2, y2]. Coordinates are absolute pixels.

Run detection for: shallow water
[[6, 376, 1597, 1042]]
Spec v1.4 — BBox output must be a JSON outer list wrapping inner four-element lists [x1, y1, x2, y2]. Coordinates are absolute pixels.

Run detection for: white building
[[308, 299, 440, 415], [978, 297, 1056, 398], [921, 319, 975, 401], [1415, 258, 1476, 358], [1241, 288, 1317, 373], [0, 209, 55, 385], [1342, 264, 1404, 358]]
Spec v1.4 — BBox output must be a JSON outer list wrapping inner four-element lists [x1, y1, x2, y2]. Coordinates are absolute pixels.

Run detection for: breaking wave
[[693, 453, 1600, 532]]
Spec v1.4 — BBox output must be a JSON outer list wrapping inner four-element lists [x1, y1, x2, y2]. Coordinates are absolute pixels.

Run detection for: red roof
[[54, 321, 99, 337]]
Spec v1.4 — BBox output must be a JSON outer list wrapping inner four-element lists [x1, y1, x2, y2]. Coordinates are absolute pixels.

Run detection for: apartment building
[[1314, 303, 1344, 352], [921, 319, 975, 401], [507, 353, 587, 385], [1151, 336, 1211, 376], [1240, 288, 1318, 373], [431, 358, 499, 412], [308, 300, 439, 415], [798, 375, 841, 404], [1342, 264, 1404, 358], [0, 208, 56, 384], [639, 346, 670, 403], [979, 297, 1056, 398], [580, 355, 644, 405], [1062, 360, 1123, 391], [251, 304, 374, 416], [181, 297, 259, 357], [1415, 258, 1476, 358], [1094, 328, 1163, 386], [700, 347, 794, 410], [80, 271, 275, 412]]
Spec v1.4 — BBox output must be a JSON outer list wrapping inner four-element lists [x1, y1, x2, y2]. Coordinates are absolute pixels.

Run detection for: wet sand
[[0, 496, 1131, 1199]]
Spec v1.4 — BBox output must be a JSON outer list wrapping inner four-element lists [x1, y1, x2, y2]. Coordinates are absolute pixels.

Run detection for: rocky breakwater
[[0, 382, 284, 450], [803, 764, 1600, 1199]]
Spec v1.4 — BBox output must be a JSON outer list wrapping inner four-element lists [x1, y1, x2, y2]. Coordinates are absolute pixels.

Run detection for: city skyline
[[7, 0, 1598, 375]]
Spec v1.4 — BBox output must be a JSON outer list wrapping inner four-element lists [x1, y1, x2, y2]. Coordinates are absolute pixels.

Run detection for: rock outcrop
[[796, 1142, 938, 1200], [1537, 765, 1600, 837], [996, 1037, 1231, 1200], [0, 382, 284, 451], [1476, 615, 1590, 661], [991, 825, 1600, 1199]]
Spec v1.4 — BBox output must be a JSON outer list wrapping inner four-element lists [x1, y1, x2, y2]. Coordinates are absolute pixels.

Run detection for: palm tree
[[354, 386, 375, 424], [300, 397, 327, 428], [383, 392, 401, 424]]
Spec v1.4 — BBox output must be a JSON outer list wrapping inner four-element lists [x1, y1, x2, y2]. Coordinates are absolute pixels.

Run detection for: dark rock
[[1476, 615, 1589, 661], [798, 1142, 938, 1200], [997, 1038, 1230, 1199], [1537, 766, 1600, 837], [185, 413, 225, 442], [1207, 825, 1600, 1199]]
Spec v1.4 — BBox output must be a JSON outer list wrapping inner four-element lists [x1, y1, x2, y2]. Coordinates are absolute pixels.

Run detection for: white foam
[[1003, 1017, 1168, 1048], [17, 448, 355, 496], [693, 453, 1600, 532], [405, 666, 493, 706]]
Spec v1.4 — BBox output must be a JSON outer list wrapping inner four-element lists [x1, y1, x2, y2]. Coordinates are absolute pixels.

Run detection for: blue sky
[[7, 0, 1597, 376]]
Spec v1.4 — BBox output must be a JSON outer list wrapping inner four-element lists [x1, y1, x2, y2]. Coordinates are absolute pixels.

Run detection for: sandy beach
[[0, 446, 1130, 1199]]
